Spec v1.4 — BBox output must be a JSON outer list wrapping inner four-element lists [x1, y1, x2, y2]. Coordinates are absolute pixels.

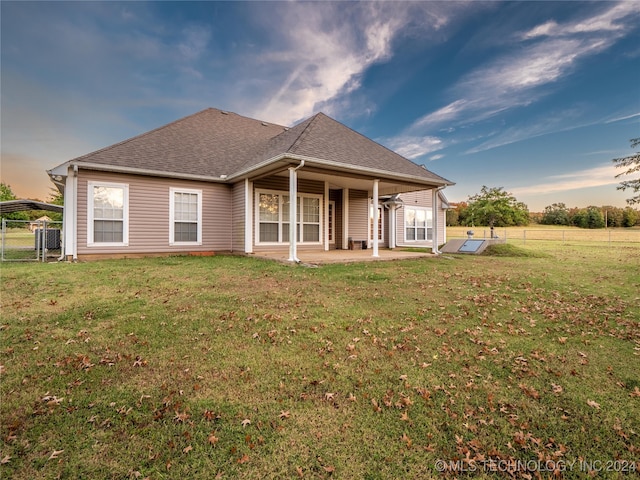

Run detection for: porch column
[[342, 188, 349, 250], [324, 181, 329, 251], [389, 205, 396, 249], [372, 179, 379, 257], [244, 179, 253, 254], [288, 166, 300, 262], [64, 165, 78, 261], [432, 188, 440, 254]]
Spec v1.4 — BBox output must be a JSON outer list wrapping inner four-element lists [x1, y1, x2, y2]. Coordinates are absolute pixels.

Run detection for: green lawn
[[1, 244, 638, 479]]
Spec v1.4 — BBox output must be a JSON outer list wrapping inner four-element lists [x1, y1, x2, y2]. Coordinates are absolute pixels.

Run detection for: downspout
[[288, 160, 304, 263]]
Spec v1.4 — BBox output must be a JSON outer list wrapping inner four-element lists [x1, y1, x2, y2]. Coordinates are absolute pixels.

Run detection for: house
[[29, 215, 53, 232], [47, 108, 453, 261]]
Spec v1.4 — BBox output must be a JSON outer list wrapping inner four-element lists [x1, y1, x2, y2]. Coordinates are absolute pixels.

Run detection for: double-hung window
[[170, 188, 202, 245], [405, 207, 432, 242], [257, 190, 321, 244], [88, 182, 128, 246]]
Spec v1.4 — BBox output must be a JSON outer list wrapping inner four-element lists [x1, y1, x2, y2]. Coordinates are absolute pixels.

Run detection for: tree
[[622, 207, 639, 227], [613, 138, 640, 205], [0, 182, 29, 225], [541, 203, 570, 225], [571, 206, 605, 229], [0, 182, 17, 202], [463, 186, 529, 227]]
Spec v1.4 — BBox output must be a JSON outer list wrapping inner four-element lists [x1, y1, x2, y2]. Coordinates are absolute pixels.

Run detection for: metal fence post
[[1, 219, 5, 261]]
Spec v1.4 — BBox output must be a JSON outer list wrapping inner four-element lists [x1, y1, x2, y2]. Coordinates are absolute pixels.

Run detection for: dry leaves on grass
[[587, 400, 601, 409]]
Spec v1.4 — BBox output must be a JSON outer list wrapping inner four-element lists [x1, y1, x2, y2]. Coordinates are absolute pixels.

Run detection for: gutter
[[227, 153, 454, 188]]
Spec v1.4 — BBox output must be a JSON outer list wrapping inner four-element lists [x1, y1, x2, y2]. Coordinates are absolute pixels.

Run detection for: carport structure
[[1, 200, 64, 262]]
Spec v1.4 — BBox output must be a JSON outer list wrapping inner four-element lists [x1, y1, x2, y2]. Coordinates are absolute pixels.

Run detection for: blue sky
[[2, 1, 639, 211]]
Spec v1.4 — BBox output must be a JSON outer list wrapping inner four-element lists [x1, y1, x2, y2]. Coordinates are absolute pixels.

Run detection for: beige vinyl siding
[[396, 190, 447, 247], [348, 189, 369, 242], [253, 176, 324, 195], [77, 170, 232, 256], [232, 181, 246, 253]]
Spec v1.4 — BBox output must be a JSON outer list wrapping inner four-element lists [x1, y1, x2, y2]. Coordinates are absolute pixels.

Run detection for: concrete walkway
[[250, 248, 435, 265]]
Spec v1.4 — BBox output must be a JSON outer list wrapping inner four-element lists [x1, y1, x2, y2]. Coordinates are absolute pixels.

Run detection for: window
[[405, 207, 432, 242], [88, 182, 128, 246], [256, 190, 321, 244], [170, 188, 202, 245], [369, 203, 383, 242]]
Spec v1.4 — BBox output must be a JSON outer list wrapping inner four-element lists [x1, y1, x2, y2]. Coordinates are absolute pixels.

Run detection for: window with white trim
[[369, 203, 384, 242], [170, 188, 202, 245], [88, 182, 128, 246], [405, 207, 432, 241], [256, 190, 321, 244]]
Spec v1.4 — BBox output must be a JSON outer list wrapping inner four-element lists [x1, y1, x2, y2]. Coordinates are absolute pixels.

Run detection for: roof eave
[[228, 153, 455, 188], [49, 161, 229, 184]]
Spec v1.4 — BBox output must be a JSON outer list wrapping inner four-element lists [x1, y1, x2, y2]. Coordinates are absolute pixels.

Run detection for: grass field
[[447, 225, 640, 246], [1, 243, 639, 479]]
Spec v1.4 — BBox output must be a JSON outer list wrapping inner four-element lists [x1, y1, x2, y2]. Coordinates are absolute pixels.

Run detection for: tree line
[[446, 186, 640, 228]]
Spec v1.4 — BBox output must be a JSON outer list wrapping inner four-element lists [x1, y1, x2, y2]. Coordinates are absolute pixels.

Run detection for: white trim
[[169, 187, 202, 246], [403, 206, 433, 244], [328, 201, 336, 245], [323, 181, 329, 251], [369, 203, 384, 244], [372, 179, 379, 257], [87, 181, 129, 247], [63, 165, 77, 259], [244, 179, 253, 253]]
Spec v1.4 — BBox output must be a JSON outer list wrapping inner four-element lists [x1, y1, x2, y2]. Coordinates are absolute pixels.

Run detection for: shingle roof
[[250, 112, 451, 184], [69, 108, 287, 178], [65, 108, 452, 186]]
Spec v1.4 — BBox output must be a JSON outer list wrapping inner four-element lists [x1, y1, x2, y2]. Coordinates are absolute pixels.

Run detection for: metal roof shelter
[[0, 200, 63, 215]]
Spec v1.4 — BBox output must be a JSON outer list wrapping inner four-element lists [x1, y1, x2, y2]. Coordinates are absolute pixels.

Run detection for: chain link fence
[[1, 219, 63, 262]]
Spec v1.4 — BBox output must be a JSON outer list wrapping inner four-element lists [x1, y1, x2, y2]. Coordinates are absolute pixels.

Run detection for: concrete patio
[[249, 248, 436, 265]]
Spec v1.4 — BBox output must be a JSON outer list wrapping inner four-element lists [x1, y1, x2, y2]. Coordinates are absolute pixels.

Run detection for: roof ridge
[[288, 113, 324, 154]]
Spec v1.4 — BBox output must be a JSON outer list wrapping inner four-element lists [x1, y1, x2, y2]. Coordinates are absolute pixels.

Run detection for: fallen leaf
[[279, 410, 290, 420], [241, 418, 251, 427], [551, 383, 563, 394], [48, 449, 64, 460], [183, 445, 193, 454], [237, 454, 249, 464], [295, 466, 304, 477], [587, 400, 600, 409], [0, 455, 11, 464], [208, 433, 219, 445]]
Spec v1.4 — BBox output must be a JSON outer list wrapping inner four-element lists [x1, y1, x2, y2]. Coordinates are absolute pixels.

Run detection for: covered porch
[[242, 155, 449, 262]]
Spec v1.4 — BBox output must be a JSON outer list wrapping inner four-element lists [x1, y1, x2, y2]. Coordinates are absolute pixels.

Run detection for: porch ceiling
[[272, 168, 439, 195]]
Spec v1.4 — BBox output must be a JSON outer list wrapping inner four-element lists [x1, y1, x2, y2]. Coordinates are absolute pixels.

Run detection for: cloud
[[247, 3, 457, 126], [402, 1, 640, 143], [386, 136, 443, 159], [509, 164, 620, 196], [605, 112, 640, 124]]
